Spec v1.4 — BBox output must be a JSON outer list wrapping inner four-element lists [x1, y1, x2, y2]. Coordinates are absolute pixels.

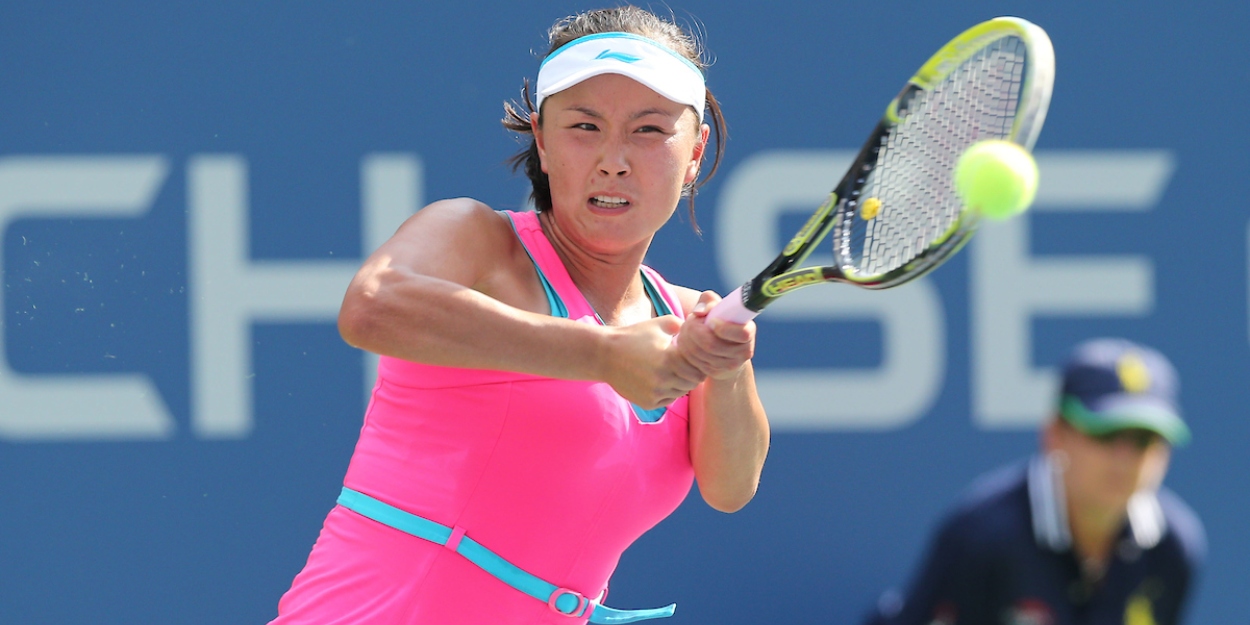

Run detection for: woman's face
[[533, 73, 708, 254]]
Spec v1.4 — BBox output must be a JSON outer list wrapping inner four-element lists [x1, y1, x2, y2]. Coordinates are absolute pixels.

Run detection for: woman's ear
[[685, 122, 710, 185]]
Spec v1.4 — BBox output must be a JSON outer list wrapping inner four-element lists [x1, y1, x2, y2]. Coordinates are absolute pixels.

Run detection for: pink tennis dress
[[270, 210, 695, 624]]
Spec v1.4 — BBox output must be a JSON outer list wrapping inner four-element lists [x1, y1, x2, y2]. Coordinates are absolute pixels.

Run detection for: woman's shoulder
[[378, 198, 529, 290], [409, 197, 514, 237], [394, 199, 522, 258]]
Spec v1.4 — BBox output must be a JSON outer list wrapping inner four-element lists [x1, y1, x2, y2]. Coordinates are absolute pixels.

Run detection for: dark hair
[[502, 6, 727, 232]]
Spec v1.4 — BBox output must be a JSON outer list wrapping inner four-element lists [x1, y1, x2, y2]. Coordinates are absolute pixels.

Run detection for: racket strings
[[843, 36, 1028, 278]]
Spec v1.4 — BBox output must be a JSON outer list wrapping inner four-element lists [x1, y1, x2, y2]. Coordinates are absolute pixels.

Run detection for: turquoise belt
[[336, 487, 676, 624]]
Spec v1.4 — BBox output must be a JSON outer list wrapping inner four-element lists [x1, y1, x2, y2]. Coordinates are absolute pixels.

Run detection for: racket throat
[[746, 266, 845, 312]]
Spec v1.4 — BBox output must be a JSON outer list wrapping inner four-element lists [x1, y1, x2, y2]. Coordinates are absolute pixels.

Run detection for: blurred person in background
[[865, 338, 1205, 625]]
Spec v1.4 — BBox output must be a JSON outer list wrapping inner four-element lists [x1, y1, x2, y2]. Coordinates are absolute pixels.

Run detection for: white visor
[[535, 32, 706, 122]]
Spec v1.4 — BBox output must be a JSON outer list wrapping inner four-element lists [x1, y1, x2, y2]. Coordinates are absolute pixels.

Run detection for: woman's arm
[[338, 199, 702, 408], [676, 290, 770, 513]]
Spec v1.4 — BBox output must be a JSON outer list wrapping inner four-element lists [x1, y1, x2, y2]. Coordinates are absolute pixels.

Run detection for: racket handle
[[707, 286, 760, 323]]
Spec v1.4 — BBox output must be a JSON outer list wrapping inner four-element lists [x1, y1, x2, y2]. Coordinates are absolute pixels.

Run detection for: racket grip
[[707, 286, 759, 323]]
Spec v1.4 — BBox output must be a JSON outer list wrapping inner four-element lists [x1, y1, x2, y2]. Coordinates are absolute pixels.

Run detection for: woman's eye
[[573, 122, 598, 131]]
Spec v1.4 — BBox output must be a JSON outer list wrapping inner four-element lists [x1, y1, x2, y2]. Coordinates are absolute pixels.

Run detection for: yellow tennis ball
[[954, 140, 1039, 219], [860, 197, 881, 220]]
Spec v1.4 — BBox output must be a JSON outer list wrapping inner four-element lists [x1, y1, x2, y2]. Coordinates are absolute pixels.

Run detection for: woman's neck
[[538, 210, 651, 325]]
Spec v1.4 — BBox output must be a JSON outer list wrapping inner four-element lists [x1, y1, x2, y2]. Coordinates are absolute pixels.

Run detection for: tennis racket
[[709, 16, 1054, 323]]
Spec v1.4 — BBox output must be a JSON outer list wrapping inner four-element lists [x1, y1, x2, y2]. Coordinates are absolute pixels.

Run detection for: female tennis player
[[269, 6, 769, 624]]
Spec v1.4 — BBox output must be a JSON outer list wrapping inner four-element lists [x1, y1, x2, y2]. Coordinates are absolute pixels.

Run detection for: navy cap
[[1058, 338, 1190, 446]]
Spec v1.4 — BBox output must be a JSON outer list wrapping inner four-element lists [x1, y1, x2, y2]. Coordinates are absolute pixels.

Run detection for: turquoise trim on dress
[[504, 212, 569, 319], [505, 212, 674, 424], [632, 277, 672, 423], [337, 488, 676, 623], [641, 273, 673, 316], [538, 271, 569, 319], [630, 405, 668, 423]]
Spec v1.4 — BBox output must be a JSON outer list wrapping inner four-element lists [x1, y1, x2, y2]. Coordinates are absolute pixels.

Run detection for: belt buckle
[[548, 587, 592, 618]]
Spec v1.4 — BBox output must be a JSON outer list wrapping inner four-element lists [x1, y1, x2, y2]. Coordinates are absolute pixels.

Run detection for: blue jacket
[[866, 456, 1205, 625]]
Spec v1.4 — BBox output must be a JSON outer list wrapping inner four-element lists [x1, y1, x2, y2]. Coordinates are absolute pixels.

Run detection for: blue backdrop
[[2, 1, 1246, 623]]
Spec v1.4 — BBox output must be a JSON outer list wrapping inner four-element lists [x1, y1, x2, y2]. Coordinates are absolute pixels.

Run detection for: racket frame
[[714, 17, 1054, 323]]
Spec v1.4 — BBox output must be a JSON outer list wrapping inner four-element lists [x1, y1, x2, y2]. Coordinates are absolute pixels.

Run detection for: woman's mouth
[[589, 195, 630, 208]]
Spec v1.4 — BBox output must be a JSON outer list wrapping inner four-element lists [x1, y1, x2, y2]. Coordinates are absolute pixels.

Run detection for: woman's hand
[[675, 291, 756, 380], [670, 290, 768, 513], [600, 315, 706, 409]]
